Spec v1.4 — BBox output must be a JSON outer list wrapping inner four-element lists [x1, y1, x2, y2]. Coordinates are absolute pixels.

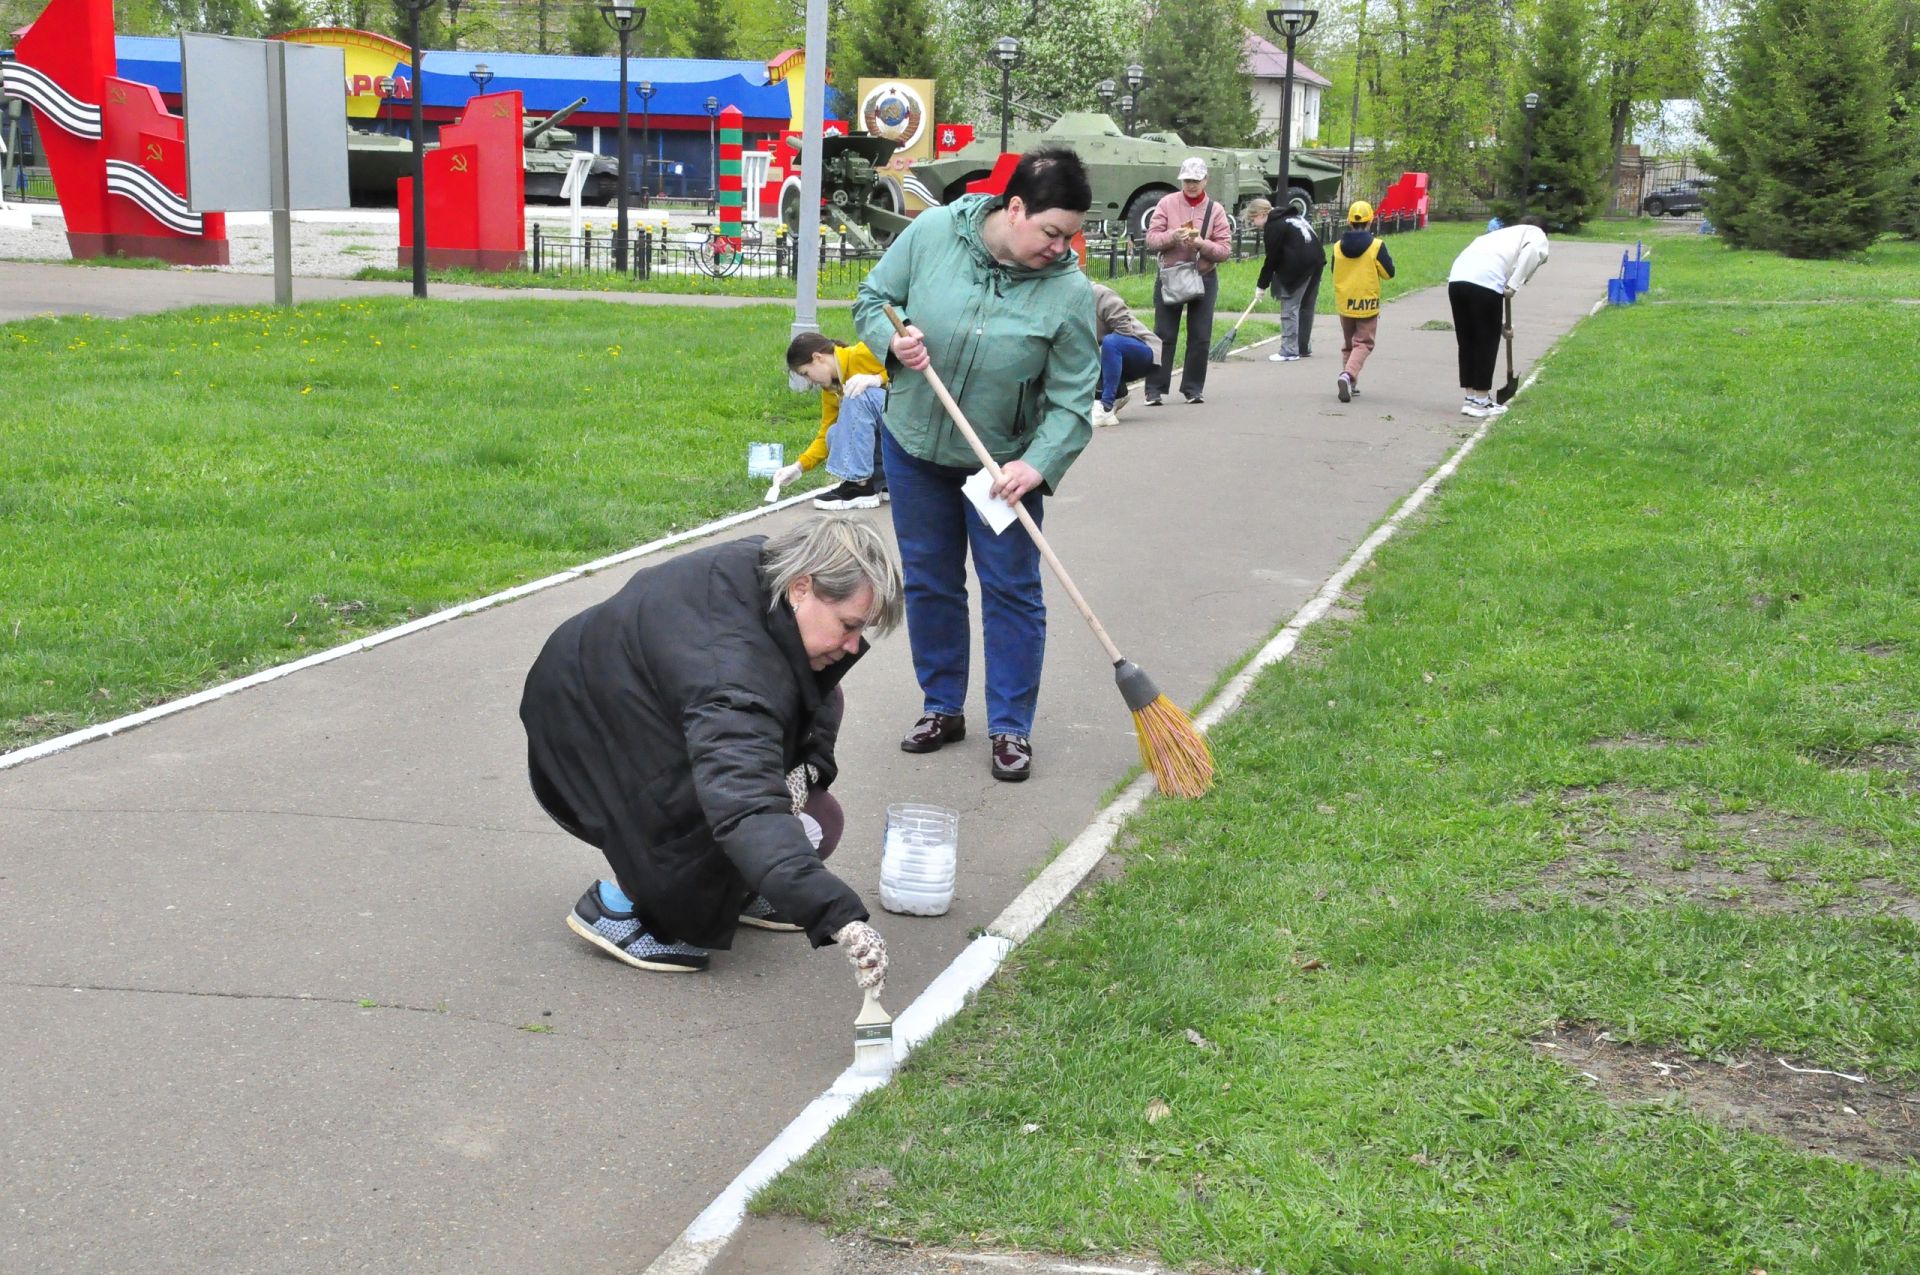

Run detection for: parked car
[[1641, 177, 1712, 217]]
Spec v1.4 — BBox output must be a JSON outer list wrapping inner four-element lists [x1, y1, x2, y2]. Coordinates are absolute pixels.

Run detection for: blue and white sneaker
[[566, 883, 709, 971], [738, 894, 803, 932]]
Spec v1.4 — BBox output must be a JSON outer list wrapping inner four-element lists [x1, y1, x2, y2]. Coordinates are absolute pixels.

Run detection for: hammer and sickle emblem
[[145, 142, 164, 163], [492, 102, 511, 118], [451, 154, 469, 173], [109, 86, 128, 104]]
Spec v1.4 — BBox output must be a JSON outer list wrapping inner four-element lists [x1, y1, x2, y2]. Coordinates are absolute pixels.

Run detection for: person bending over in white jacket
[[1446, 215, 1550, 418]]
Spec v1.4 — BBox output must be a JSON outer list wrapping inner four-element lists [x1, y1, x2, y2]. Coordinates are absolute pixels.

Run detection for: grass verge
[[350, 262, 868, 301], [751, 236, 1920, 1271], [0, 297, 858, 749]]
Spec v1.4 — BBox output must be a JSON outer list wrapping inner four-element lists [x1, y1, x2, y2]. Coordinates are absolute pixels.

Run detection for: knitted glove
[[785, 764, 811, 814], [831, 920, 887, 991]]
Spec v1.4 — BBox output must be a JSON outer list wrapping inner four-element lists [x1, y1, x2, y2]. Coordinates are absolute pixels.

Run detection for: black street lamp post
[[1123, 63, 1145, 135], [1520, 91, 1541, 215], [636, 80, 655, 207], [1095, 78, 1115, 121], [1266, 2, 1319, 210], [468, 62, 493, 95], [993, 37, 1022, 153], [705, 95, 719, 212], [398, 0, 436, 298], [599, 1, 646, 272]]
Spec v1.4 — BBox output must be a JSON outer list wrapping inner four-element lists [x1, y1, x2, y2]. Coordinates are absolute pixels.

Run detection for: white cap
[[1178, 157, 1208, 181]]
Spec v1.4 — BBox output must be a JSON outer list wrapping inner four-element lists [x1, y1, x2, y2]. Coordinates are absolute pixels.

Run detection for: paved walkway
[[0, 243, 1619, 1275]]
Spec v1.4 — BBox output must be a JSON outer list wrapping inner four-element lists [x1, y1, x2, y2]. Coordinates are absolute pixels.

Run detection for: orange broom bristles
[[1134, 695, 1215, 798]]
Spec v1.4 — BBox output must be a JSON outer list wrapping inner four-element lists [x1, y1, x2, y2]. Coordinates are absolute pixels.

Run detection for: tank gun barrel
[[525, 96, 589, 144]]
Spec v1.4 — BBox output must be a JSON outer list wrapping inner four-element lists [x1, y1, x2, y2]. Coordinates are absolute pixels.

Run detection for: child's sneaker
[[814, 478, 881, 510], [567, 883, 709, 971], [1336, 373, 1354, 402]]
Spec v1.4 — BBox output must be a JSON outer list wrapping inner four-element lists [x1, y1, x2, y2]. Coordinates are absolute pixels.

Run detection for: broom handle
[[883, 305, 1126, 667], [1231, 290, 1261, 329]]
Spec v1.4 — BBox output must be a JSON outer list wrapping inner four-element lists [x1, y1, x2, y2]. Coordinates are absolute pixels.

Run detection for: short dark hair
[[785, 330, 844, 370], [1517, 215, 1548, 231], [1003, 147, 1092, 216]]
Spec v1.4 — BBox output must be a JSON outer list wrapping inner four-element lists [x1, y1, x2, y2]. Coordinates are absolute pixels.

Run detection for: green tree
[[1372, 0, 1510, 202], [1495, 0, 1609, 230], [1139, 0, 1257, 146], [1888, 0, 1920, 239], [687, 0, 735, 59], [841, 0, 943, 87], [1594, 0, 1703, 188], [259, 0, 308, 33], [567, 2, 613, 55], [1704, 0, 1894, 256]]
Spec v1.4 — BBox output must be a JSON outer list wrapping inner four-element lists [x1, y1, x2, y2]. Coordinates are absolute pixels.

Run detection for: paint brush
[[852, 989, 894, 1075]]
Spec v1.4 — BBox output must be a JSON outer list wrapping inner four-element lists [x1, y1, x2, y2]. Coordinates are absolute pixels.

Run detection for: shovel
[[1495, 293, 1519, 405]]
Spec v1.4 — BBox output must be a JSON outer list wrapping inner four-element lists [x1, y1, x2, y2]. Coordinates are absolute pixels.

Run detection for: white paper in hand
[[962, 468, 1019, 535]]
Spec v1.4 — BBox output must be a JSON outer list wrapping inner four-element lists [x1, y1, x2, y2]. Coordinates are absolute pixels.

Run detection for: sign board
[[181, 33, 350, 212]]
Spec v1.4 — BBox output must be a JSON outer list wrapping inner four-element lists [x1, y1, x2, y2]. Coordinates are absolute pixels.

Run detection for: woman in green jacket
[[853, 148, 1098, 782]]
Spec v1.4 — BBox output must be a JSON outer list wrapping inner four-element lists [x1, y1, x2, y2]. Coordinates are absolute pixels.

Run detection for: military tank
[[910, 112, 1343, 237], [344, 97, 618, 206]]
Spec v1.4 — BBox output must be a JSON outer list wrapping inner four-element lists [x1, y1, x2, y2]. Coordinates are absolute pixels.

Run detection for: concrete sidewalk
[[0, 243, 1618, 1275]]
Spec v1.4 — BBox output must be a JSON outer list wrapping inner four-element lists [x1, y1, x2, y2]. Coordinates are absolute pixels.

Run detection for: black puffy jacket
[[520, 535, 870, 950]]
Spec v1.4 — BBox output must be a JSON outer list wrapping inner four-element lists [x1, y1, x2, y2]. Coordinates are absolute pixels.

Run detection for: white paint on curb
[[0, 489, 821, 773], [639, 297, 1597, 1275]]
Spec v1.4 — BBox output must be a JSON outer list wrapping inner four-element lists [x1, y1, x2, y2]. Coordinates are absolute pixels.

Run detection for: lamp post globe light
[[599, 1, 647, 273], [1520, 91, 1541, 215], [1265, 1, 1319, 214], [1095, 78, 1116, 119], [705, 95, 720, 211], [468, 62, 493, 94], [992, 36, 1022, 153], [636, 80, 655, 207], [1116, 93, 1135, 137], [398, 0, 437, 298], [1123, 62, 1144, 135]]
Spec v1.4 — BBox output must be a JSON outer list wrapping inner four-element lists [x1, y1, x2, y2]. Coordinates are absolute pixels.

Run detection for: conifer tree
[[842, 0, 943, 87], [1493, 0, 1609, 230], [686, 0, 734, 59], [1139, 0, 1257, 146], [566, 2, 612, 55], [1705, 0, 1893, 256]]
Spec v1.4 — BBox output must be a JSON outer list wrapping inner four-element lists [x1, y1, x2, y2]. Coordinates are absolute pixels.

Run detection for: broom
[[883, 305, 1215, 798], [1209, 290, 1262, 362]]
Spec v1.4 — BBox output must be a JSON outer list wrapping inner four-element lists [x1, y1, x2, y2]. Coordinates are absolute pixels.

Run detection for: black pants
[[1146, 269, 1219, 400], [1447, 280, 1505, 392]]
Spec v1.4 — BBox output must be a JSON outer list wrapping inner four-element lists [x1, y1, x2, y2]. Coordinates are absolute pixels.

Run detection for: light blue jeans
[[826, 386, 885, 484]]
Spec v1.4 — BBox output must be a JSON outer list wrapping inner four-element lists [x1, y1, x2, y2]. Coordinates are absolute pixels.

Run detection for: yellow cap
[[1347, 200, 1374, 225]]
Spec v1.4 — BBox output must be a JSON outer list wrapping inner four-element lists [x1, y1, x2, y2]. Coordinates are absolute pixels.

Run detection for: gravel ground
[[0, 205, 772, 278]]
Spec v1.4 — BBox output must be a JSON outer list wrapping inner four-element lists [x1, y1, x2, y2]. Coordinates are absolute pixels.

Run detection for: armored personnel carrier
[[910, 112, 1343, 236]]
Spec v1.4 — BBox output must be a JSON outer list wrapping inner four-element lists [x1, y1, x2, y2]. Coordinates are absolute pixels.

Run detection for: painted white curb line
[[640, 296, 1596, 1275], [0, 488, 821, 773]]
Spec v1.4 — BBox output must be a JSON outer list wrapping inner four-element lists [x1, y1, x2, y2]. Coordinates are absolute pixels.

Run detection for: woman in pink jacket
[[1142, 157, 1234, 405]]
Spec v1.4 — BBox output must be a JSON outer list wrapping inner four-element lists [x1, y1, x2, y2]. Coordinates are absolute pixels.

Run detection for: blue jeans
[[882, 428, 1045, 737], [826, 387, 884, 482], [1099, 333, 1155, 408]]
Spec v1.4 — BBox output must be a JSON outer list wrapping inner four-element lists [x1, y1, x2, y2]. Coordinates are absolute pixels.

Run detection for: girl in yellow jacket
[[778, 332, 891, 510]]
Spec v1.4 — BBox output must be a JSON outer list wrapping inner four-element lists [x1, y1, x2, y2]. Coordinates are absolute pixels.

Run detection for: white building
[[1243, 29, 1330, 147]]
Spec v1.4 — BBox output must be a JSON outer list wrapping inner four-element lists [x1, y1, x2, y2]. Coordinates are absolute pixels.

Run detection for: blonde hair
[[1243, 197, 1273, 220], [760, 515, 904, 636]]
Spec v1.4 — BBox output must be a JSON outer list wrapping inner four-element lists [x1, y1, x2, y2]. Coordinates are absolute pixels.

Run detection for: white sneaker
[[1461, 397, 1494, 418], [1268, 352, 1300, 362], [1091, 403, 1119, 428]]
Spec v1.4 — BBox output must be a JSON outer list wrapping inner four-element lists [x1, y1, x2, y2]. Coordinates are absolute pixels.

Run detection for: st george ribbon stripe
[[0, 62, 103, 139], [105, 160, 204, 235]]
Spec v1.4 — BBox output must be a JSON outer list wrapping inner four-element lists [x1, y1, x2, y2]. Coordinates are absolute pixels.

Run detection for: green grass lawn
[[752, 234, 1920, 1270], [351, 262, 870, 301], [0, 298, 860, 749]]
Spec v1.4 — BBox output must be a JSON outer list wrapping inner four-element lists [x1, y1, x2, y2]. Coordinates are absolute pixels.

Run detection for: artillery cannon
[[778, 133, 911, 250]]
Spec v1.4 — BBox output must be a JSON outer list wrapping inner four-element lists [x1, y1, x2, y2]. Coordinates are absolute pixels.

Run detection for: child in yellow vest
[[778, 332, 891, 510], [1330, 200, 1396, 403]]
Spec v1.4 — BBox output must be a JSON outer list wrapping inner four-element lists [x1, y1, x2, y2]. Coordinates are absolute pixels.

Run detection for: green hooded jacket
[[853, 194, 1097, 493]]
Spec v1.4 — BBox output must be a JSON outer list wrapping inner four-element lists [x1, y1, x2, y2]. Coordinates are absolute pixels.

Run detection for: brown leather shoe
[[990, 733, 1032, 782], [900, 712, 966, 754]]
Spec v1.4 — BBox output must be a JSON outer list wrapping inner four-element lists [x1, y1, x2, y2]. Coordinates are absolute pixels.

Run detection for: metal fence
[[1610, 157, 1711, 219], [527, 221, 886, 287]]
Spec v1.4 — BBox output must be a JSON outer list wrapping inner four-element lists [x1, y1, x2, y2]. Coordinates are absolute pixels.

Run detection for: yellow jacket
[[798, 342, 888, 471], [1331, 232, 1394, 317]]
